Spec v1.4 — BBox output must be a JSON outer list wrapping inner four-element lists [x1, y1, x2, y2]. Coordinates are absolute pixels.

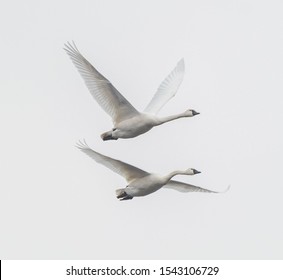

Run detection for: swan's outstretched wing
[[76, 140, 149, 183], [64, 42, 139, 126], [144, 59, 185, 115], [163, 180, 220, 193]]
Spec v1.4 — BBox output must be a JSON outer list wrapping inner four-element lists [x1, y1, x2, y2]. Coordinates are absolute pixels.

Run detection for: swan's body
[[101, 113, 156, 140], [76, 140, 224, 200], [64, 42, 199, 140], [102, 110, 197, 140]]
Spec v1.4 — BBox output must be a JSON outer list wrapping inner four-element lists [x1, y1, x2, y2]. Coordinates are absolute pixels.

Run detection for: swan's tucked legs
[[116, 189, 133, 200], [101, 131, 118, 141]]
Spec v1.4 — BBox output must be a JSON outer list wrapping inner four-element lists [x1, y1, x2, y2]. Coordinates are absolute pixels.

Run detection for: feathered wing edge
[[64, 41, 139, 125], [144, 58, 185, 115], [164, 180, 230, 193], [76, 139, 149, 183]]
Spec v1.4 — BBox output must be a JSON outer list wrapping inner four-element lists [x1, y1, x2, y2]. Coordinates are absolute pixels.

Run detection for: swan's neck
[[155, 112, 187, 126], [164, 170, 189, 182]]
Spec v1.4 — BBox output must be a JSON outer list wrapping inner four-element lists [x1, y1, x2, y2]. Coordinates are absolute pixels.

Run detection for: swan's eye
[[112, 128, 117, 131]]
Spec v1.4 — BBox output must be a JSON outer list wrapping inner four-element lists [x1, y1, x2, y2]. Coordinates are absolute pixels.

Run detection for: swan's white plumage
[[164, 180, 216, 193], [76, 140, 148, 183], [64, 42, 139, 126], [144, 58, 185, 115], [65, 42, 199, 140], [76, 140, 221, 198]]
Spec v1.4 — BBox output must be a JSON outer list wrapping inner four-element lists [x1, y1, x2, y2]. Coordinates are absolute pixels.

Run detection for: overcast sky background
[[1, 0, 283, 259]]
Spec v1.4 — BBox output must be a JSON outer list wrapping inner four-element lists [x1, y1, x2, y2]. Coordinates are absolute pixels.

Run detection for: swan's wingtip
[[63, 41, 79, 53], [178, 58, 185, 66], [176, 58, 185, 72], [75, 139, 90, 150], [222, 184, 231, 193], [211, 184, 231, 194], [63, 41, 72, 49]]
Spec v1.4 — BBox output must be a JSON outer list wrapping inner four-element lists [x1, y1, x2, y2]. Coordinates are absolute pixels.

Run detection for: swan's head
[[186, 168, 201, 175], [185, 109, 200, 117]]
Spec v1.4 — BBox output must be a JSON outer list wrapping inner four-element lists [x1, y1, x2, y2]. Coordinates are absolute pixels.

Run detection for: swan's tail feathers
[[116, 188, 133, 201]]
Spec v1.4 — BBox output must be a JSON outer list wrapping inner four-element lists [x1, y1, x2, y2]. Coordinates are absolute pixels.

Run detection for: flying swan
[[76, 140, 226, 200], [64, 42, 199, 140]]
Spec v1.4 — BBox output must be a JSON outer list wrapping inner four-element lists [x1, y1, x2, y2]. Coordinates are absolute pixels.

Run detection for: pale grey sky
[[0, 0, 283, 259]]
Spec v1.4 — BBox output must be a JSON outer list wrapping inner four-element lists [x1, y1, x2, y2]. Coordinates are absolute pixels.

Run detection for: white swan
[[64, 42, 199, 141], [76, 140, 224, 200]]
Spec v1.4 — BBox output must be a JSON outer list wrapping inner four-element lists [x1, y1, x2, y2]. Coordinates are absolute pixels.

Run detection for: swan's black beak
[[192, 110, 200, 116], [193, 169, 201, 174]]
